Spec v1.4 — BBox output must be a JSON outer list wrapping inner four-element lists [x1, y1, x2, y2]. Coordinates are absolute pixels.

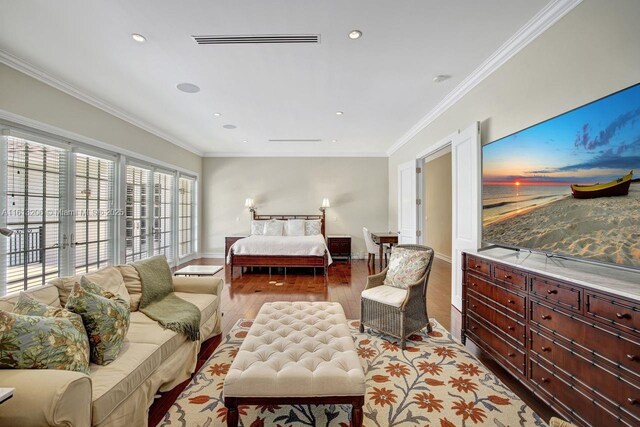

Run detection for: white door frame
[[397, 160, 419, 244], [415, 132, 457, 248]]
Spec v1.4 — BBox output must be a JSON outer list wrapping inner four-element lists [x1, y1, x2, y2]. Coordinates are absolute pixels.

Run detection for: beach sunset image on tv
[[482, 83, 640, 268]]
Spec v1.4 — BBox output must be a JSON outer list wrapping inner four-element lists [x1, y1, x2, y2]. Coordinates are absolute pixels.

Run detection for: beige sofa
[[0, 265, 223, 427]]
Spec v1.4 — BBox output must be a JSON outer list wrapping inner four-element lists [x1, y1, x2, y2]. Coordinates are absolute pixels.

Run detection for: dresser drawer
[[530, 276, 581, 312], [529, 359, 627, 426], [466, 255, 490, 277], [493, 264, 526, 291], [467, 293, 525, 346], [466, 274, 525, 318], [530, 328, 640, 423], [587, 293, 640, 334], [466, 315, 525, 375], [531, 300, 640, 378]]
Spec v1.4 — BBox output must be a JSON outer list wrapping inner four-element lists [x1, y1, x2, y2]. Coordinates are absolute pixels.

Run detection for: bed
[[227, 212, 331, 278]]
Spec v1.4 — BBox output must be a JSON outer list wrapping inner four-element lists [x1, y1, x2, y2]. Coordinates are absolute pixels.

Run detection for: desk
[[370, 232, 398, 270]]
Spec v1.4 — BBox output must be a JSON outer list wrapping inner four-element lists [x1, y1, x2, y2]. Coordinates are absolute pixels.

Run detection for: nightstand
[[327, 235, 351, 263], [225, 235, 248, 257]]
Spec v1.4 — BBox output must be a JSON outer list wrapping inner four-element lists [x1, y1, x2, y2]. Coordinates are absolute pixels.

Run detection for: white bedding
[[227, 235, 333, 265]]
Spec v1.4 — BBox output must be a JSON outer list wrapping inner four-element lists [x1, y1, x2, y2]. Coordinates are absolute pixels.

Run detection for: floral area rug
[[159, 319, 545, 427]]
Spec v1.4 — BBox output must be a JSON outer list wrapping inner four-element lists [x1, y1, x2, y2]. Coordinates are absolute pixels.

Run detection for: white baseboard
[[434, 252, 452, 263], [199, 252, 225, 259]]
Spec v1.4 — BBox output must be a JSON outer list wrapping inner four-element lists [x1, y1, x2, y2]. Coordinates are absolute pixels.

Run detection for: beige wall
[[202, 157, 388, 257], [0, 63, 201, 173], [424, 152, 452, 259], [388, 0, 640, 229]]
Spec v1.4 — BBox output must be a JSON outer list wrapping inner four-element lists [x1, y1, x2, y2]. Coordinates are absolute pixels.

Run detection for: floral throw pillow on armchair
[[383, 247, 432, 289]]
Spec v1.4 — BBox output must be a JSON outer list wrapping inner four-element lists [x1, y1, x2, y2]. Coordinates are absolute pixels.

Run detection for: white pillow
[[250, 220, 266, 235], [305, 220, 322, 235], [264, 220, 285, 236], [287, 219, 306, 236]]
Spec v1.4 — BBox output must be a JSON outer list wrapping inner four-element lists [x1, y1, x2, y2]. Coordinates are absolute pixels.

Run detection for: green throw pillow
[[0, 310, 91, 374], [12, 292, 90, 373], [66, 282, 130, 365]]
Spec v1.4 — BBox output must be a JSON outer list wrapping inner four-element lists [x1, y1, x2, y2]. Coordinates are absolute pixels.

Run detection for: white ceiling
[[0, 0, 552, 156]]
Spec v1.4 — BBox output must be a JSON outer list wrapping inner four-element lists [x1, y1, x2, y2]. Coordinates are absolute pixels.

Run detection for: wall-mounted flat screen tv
[[482, 83, 640, 269]]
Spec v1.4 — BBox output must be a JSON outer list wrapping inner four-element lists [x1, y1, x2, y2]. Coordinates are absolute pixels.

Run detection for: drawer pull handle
[[504, 275, 512, 280], [546, 289, 558, 295], [542, 315, 552, 320], [507, 325, 515, 331], [474, 264, 482, 269], [628, 398, 638, 405], [471, 283, 478, 287], [508, 299, 515, 304], [471, 326, 478, 330], [541, 346, 550, 352], [627, 354, 639, 361], [472, 305, 477, 309], [541, 377, 549, 383], [507, 352, 515, 358], [616, 312, 631, 320]]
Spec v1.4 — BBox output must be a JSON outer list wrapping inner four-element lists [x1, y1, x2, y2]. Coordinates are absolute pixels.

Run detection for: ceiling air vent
[[192, 34, 320, 45], [268, 139, 322, 143]]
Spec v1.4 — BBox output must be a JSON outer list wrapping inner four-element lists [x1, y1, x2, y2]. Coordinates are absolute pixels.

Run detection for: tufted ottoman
[[223, 301, 366, 427]]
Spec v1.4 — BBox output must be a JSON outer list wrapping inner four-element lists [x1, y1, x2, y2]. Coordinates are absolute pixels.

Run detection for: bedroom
[[0, 1, 639, 426]]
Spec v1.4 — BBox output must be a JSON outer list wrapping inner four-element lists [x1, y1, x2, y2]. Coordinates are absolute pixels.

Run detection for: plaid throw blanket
[[132, 255, 201, 341]]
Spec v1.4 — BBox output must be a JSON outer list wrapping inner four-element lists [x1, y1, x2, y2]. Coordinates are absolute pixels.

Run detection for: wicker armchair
[[359, 244, 434, 349]]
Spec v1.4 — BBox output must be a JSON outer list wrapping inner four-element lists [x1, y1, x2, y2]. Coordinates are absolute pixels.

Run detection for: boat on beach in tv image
[[482, 83, 640, 268]]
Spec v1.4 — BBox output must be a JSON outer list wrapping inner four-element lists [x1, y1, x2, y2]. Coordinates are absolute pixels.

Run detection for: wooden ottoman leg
[[225, 397, 239, 427], [351, 396, 364, 427]]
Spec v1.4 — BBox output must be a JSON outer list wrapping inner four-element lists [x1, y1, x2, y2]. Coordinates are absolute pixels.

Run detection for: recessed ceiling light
[[331, 139, 338, 143], [213, 112, 221, 117], [242, 140, 248, 143], [336, 111, 344, 116], [433, 74, 452, 83], [176, 83, 200, 93], [131, 33, 146, 43], [348, 30, 362, 40], [223, 124, 237, 129]]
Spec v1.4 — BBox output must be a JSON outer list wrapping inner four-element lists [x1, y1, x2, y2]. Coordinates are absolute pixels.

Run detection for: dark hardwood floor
[[150, 257, 558, 425]]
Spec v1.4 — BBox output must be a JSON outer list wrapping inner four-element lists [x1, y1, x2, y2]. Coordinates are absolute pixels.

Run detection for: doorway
[[422, 148, 452, 264]]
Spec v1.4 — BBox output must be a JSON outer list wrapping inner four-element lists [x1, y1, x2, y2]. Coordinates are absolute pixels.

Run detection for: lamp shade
[[244, 198, 255, 208], [321, 198, 330, 209], [0, 227, 14, 237]]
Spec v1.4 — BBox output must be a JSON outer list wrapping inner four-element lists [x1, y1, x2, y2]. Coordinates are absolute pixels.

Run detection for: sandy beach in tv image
[[482, 84, 640, 268]]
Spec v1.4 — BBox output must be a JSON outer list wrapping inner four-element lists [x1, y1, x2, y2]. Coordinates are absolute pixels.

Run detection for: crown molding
[[203, 151, 388, 158], [0, 49, 204, 156], [386, 0, 583, 156]]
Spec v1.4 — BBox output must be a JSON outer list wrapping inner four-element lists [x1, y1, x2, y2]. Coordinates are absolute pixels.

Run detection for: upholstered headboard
[[252, 211, 326, 236]]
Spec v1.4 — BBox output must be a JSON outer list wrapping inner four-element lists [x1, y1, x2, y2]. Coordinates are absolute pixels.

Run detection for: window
[[2, 136, 66, 294], [153, 171, 174, 261], [178, 176, 196, 258], [74, 153, 114, 274], [125, 165, 150, 263]]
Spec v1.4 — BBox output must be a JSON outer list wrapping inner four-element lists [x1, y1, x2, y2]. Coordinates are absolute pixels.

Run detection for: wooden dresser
[[462, 250, 640, 427]]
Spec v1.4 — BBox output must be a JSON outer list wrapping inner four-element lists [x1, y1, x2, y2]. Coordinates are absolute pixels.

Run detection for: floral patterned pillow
[[305, 220, 322, 236], [66, 282, 130, 365], [12, 292, 90, 371], [80, 276, 129, 308], [383, 247, 432, 289], [0, 310, 91, 374]]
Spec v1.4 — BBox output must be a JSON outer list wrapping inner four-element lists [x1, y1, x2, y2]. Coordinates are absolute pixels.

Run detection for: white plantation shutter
[[74, 153, 115, 274], [3, 136, 67, 294], [153, 171, 174, 261], [125, 165, 150, 263], [178, 176, 195, 258]]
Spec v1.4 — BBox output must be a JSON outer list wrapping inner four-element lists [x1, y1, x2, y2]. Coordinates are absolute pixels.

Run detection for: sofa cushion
[[361, 285, 407, 308], [83, 267, 131, 308], [0, 284, 61, 311], [0, 310, 91, 374], [174, 292, 218, 327], [50, 276, 81, 306], [126, 320, 185, 361], [116, 265, 142, 311], [90, 341, 162, 425], [66, 283, 130, 365]]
